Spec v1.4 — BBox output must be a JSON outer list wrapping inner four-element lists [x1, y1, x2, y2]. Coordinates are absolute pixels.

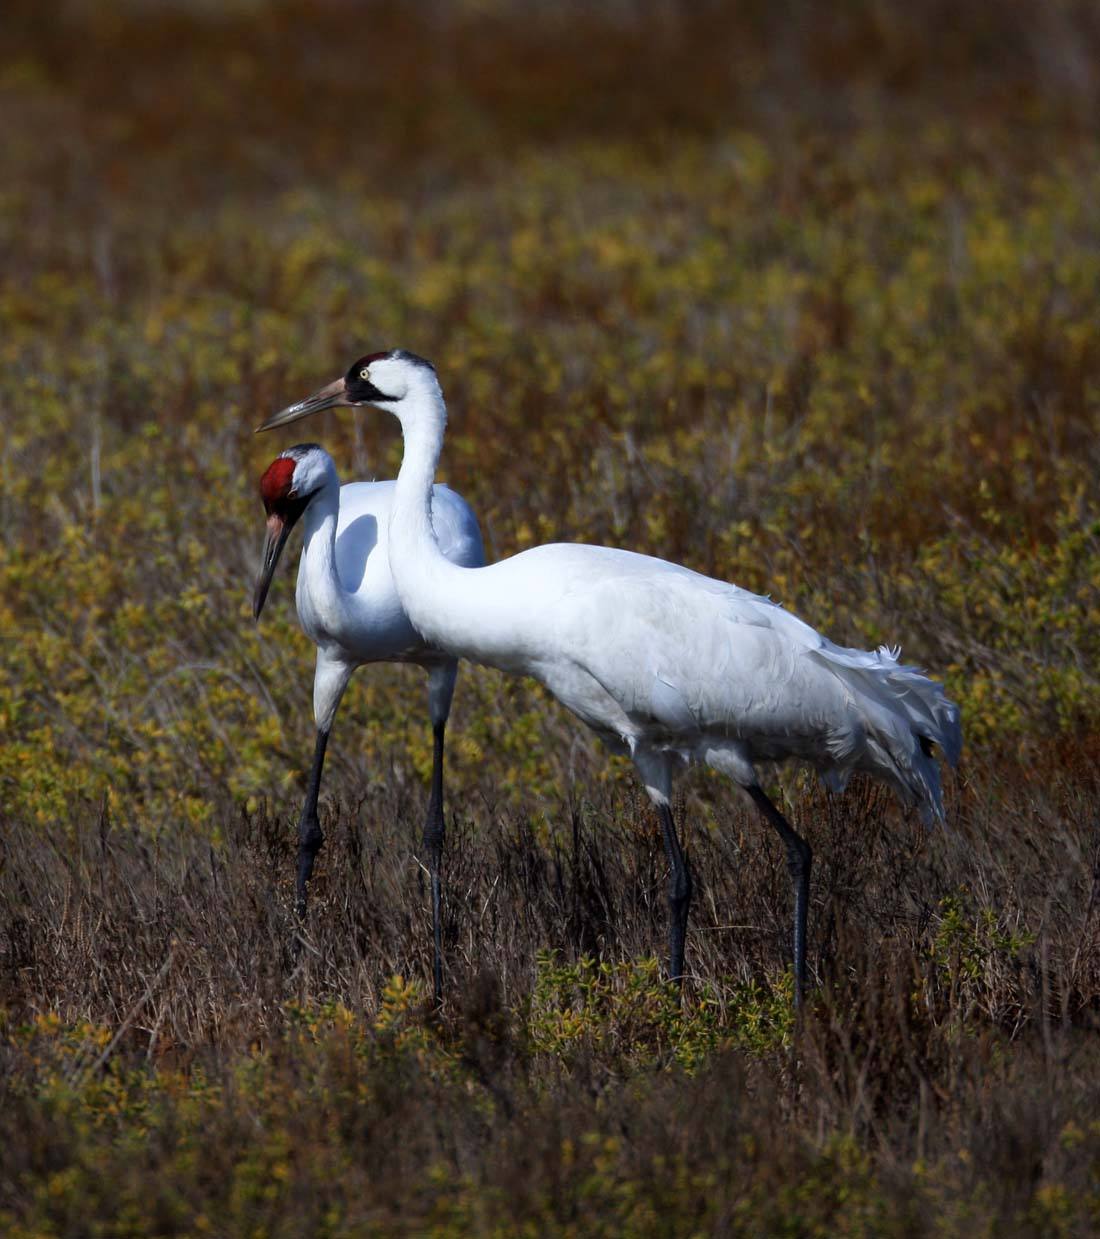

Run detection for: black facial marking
[[344, 354, 394, 403], [275, 491, 311, 524], [342, 349, 437, 404]]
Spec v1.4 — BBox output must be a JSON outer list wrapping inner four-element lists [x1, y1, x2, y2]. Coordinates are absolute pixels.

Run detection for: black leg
[[423, 720, 447, 1007], [747, 785, 813, 1007], [296, 728, 329, 921], [657, 802, 693, 988]]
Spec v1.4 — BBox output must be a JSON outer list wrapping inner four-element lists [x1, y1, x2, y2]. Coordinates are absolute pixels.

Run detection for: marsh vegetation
[[2, 1, 1100, 1233]]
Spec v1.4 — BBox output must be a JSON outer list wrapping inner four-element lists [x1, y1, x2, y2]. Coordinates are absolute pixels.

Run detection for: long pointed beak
[[253, 514, 293, 619], [255, 377, 350, 433]]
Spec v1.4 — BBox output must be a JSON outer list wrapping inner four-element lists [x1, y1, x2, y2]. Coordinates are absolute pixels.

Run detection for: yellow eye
[[360, 367, 370, 381]]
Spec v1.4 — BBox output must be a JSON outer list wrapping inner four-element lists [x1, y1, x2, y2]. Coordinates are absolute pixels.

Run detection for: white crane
[[259, 352, 961, 1005], [252, 441, 485, 1003]]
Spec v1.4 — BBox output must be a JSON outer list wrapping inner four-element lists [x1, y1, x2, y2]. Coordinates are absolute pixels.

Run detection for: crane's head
[[253, 443, 333, 620], [255, 350, 437, 433]]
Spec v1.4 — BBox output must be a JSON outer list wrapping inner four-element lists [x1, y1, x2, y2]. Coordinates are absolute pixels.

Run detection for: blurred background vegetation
[[2, 1, 1100, 1234]]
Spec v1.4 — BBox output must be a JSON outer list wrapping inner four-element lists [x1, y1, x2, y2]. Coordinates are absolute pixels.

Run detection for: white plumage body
[[252, 443, 486, 998], [296, 477, 483, 664], [396, 536, 959, 821], [287, 460, 485, 731], [258, 350, 962, 1000]]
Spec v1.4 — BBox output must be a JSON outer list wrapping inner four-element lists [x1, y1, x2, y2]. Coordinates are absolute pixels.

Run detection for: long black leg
[[296, 727, 329, 921], [657, 802, 693, 988], [747, 785, 813, 1007], [423, 720, 447, 1007]]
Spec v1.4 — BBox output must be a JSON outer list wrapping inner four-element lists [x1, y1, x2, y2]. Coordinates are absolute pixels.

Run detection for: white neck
[[386, 380, 478, 650], [297, 476, 350, 624]]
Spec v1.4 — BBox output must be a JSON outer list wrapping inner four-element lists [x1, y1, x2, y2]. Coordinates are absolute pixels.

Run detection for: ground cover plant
[[2, 0, 1100, 1233]]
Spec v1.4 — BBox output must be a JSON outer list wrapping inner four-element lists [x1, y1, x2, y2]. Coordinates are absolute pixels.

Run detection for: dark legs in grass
[[422, 719, 447, 1008], [657, 802, 693, 988], [635, 753, 692, 991], [641, 749, 811, 1004], [296, 727, 330, 920], [423, 662, 457, 1008], [653, 783, 811, 1004], [747, 784, 813, 1008], [293, 659, 455, 1004]]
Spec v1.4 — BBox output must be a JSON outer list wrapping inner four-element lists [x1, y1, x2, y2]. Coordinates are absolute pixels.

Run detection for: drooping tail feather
[[811, 643, 961, 823]]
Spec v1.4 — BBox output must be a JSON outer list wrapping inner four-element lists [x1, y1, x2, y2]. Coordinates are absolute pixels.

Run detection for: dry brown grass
[[3, 1, 1100, 1233]]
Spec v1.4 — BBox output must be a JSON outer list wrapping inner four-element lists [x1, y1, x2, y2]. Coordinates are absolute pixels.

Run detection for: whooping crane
[[253, 441, 485, 1003], [259, 353, 962, 1006]]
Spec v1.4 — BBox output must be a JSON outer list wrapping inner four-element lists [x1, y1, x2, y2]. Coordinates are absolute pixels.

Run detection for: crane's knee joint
[[297, 842, 320, 893], [422, 817, 444, 855], [669, 868, 693, 910], [786, 841, 812, 878], [300, 823, 324, 855]]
